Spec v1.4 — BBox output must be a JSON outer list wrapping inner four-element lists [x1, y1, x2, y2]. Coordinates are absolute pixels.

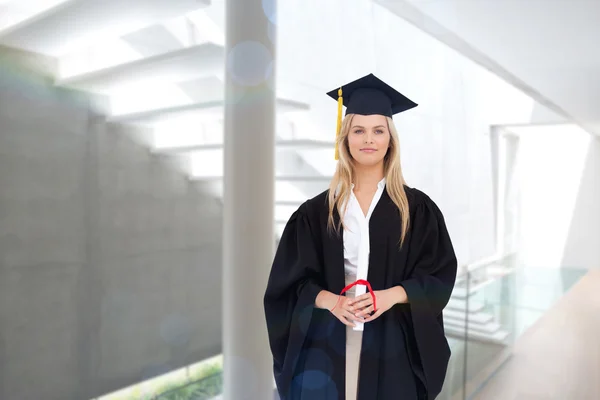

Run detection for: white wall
[[505, 125, 592, 268], [275, 0, 554, 265], [562, 137, 600, 269]]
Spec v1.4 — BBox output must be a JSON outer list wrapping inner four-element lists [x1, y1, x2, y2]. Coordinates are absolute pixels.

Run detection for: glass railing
[[437, 253, 516, 400], [439, 254, 588, 400]]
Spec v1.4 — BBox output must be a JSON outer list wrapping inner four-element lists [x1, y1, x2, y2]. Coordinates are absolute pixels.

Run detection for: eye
[[375, 129, 385, 134], [353, 129, 363, 134]]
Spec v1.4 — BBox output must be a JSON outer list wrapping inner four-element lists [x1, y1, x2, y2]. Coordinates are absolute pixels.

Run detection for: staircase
[[444, 258, 513, 345], [1, 0, 334, 239]]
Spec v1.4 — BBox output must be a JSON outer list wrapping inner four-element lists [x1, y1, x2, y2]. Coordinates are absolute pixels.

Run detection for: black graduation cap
[[326, 73, 417, 159], [326, 73, 417, 118]]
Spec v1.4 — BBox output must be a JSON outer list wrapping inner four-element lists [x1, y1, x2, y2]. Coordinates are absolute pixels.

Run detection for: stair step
[[108, 98, 310, 125], [444, 316, 502, 334], [447, 298, 486, 313], [0, 0, 210, 56], [57, 42, 224, 93], [451, 276, 497, 299], [444, 309, 494, 324], [445, 325, 510, 345], [192, 175, 333, 183], [155, 139, 335, 154]]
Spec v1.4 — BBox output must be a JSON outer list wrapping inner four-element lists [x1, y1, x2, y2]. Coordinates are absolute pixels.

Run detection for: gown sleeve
[[263, 202, 325, 389], [400, 194, 458, 397]]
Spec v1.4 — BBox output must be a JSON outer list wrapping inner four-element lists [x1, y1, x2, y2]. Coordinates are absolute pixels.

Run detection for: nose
[[363, 132, 374, 144]]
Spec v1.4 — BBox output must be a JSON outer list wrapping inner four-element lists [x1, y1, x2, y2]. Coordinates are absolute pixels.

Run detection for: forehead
[[351, 114, 388, 127]]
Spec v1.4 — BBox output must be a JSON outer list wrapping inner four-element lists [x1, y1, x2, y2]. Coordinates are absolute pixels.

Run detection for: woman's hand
[[315, 290, 364, 327], [349, 286, 408, 323], [331, 295, 365, 327]]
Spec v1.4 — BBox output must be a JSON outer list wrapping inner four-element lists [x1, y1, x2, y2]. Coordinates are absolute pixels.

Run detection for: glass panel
[[461, 260, 588, 398], [463, 260, 517, 398], [439, 278, 468, 399]]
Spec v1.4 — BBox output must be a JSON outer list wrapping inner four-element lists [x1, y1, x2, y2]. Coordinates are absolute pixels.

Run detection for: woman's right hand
[[315, 290, 364, 327]]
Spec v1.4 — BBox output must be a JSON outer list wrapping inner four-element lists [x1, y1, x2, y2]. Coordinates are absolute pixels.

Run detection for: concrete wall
[[0, 50, 223, 400]]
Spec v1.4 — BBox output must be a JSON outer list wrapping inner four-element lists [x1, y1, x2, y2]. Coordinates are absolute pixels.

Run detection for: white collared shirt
[[343, 177, 386, 331]]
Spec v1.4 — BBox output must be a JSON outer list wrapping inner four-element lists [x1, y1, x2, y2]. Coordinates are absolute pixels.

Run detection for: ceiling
[[376, 0, 600, 137]]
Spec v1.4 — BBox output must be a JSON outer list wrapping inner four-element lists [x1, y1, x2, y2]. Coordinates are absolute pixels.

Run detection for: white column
[[223, 0, 276, 399]]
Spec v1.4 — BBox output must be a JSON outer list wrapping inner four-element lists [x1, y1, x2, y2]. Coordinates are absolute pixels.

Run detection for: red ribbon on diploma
[[330, 279, 377, 312]]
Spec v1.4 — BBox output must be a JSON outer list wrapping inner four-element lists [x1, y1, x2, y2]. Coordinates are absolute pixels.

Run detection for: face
[[347, 114, 391, 167]]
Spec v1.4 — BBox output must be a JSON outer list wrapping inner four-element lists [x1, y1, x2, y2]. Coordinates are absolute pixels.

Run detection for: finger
[[344, 310, 364, 323], [336, 314, 354, 327], [341, 297, 352, 308], [348, 293, 370, 305], [355, 305, 374, 317], [348, 296, 369, 309], [353, 298, 373, 310], [344, 299, 364, 313], [342, 298, 356, 311], [364, 310, 382, 322], [345, 304, 357, 314], [365, 311, 383, 322], [337, 311, 356, 327]]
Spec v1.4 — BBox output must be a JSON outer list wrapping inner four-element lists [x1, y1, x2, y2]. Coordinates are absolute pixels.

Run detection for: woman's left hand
[[348, 286, 407, 322]]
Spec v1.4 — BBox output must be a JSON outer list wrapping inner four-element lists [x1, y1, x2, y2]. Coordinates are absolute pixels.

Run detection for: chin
[[353, 156, 385, 167]]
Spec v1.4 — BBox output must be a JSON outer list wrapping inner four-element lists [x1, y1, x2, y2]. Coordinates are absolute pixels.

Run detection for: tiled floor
[[472, 269, 600, 400]]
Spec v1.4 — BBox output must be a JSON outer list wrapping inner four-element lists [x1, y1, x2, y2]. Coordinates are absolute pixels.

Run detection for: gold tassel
[[334, 87, 343, 160]]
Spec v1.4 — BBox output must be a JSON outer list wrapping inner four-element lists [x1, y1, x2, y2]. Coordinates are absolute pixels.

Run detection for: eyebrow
[[352, 125, 387, 129]]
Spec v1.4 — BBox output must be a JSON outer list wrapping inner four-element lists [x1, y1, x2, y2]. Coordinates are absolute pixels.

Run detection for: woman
[[264, 73, 457, 400]]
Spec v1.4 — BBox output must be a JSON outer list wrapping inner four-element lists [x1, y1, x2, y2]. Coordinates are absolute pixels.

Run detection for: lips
[[360, 148, 377, 153]]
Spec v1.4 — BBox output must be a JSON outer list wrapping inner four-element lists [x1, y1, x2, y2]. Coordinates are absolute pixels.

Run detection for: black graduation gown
[[263, 186, 458, 400]]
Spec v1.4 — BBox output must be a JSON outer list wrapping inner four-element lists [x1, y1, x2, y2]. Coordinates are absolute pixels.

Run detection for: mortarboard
[[326, 73, 417, 159]]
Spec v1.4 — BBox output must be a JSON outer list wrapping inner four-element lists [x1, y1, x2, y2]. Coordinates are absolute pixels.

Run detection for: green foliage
[[153, 365, 223, 400], [99, 358, 224, 400]]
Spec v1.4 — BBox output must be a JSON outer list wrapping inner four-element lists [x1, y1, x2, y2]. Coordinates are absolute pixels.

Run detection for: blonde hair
[[327, 113, 410, 246]]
